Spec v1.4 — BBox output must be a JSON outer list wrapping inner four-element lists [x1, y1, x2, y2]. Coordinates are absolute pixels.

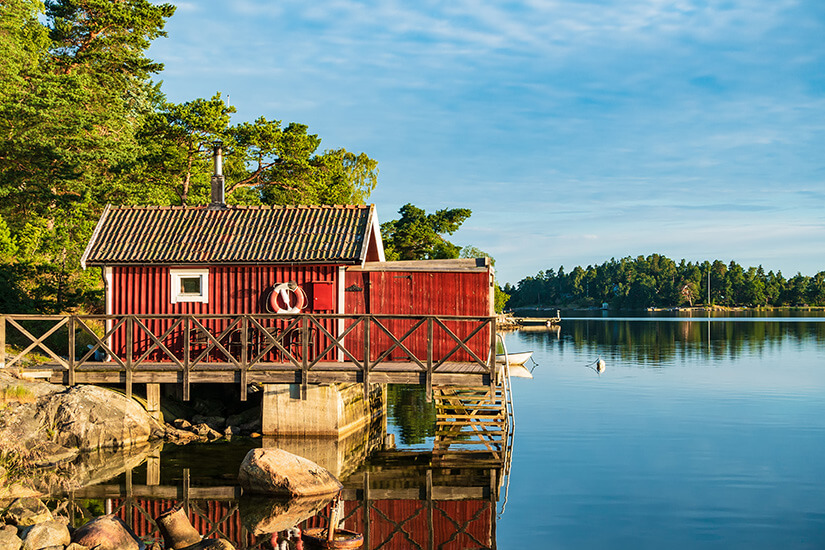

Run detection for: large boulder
[[238, 449, 342, 497], [4, 498, 53, 527], [0, 379, 165, 456], [38, 386, 166, 451], [20, 520, 70, 550], [0, 524, 22, 550], [71, 514, 144, 550]]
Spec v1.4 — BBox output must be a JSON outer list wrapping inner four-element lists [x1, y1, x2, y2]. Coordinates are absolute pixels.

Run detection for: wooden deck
[[28, 361, 491, 387], [1, 313, 497, 400]]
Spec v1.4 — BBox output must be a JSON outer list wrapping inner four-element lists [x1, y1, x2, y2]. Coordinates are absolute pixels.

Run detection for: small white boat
[[495, 351, 533, 366]]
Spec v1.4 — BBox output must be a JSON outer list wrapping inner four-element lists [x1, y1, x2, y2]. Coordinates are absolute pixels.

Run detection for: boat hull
[[495, 351, 533, 366]]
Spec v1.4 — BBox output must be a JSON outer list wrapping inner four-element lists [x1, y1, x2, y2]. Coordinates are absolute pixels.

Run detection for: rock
[[223, 426, 240, 437], [193, 398, 226, 418], [240, 495, 333, 535], [238, 449, 342, 497], [156, 506, 201, 550], [226, 408, 259, 429], [191, 415, 225, 432], [4, 498, 53, 527], [0, 524, 22, 550], [65, 544, 89, 550], [20, 521, 70, 550], [0, 482, 41, 501], [164, 426, 201, 444], [0, 384, 165, 455], [71, 515, 144, 550], [191, 424, 222, 441], [29, 442, 80, 467], [39, 386, 166, 451], [62, 442, 162, 492], [0, 373, 64, 400], [172, 419, 192, 430]]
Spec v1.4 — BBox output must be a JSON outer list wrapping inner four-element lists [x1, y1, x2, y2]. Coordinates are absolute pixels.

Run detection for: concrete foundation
[[262, 383, 386, 438]]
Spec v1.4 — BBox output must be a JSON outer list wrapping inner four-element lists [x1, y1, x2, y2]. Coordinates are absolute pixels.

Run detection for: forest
[[503, 254, 825, 310]]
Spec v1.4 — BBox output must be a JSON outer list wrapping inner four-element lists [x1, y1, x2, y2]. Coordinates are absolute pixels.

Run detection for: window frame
[[170, 268, 210, 304]]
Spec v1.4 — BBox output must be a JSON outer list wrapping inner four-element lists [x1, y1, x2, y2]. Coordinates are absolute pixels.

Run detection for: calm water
[[72, 315, 825, 549], [496, 315, 825, 549]]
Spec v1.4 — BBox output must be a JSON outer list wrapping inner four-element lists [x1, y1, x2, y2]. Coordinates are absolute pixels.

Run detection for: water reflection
[[515, 316, 825, 366], [60, 439, 504, 550]]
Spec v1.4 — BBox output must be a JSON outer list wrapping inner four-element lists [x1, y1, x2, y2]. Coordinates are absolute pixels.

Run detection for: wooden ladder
[[432, 382, 510, 463]]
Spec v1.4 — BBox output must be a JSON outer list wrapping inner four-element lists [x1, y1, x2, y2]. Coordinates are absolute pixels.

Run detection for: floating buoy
[[586, 356, 606, 375]]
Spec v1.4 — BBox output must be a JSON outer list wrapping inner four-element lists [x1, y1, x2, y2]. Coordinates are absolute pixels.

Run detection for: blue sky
[[148, 0, 825, 285]]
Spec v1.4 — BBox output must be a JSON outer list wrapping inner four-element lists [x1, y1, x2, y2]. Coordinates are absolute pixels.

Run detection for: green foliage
[[387, 385, 435, 445], [0, 1, 378, 313], [505, 254, 825, 310], [494, 285, 510, 314], [381, 204, 472, 261]]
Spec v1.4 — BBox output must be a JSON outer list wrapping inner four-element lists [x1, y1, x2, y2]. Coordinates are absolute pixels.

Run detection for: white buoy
[[586, 356, 606, 375]]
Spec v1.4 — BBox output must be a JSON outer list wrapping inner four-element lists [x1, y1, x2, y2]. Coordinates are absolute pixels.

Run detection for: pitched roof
[[81, 204, 380, 267]]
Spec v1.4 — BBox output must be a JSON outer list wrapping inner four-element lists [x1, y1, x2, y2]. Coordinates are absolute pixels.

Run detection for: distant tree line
[[503, 254, 825, 310]]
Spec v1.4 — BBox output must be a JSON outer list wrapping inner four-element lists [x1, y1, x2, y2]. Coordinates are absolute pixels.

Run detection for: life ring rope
[[269, 282, 307, 314]]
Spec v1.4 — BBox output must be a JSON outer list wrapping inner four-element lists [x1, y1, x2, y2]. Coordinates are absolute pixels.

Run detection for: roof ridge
[[108, 204, 371, 211]]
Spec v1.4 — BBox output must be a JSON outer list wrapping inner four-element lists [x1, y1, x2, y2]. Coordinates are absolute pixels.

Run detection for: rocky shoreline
[[0, 370, 262, 499]]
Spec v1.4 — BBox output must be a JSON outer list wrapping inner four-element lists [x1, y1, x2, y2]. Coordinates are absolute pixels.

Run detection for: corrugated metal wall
[[107, 264, 492, 365], [109, 265, 338, 362], [344, 269, 493, 363]]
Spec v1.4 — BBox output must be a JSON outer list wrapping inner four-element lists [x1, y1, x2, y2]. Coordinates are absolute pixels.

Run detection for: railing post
[[363, 316, 371, 400], [426, 317, 433, 403], [489, 317, 497, 394], [67, 316, 75, 386], [125, 316, 133, 399], [301, 315, 308, 400], [183, 316, 191, 401], [240, 315, 248, 402]]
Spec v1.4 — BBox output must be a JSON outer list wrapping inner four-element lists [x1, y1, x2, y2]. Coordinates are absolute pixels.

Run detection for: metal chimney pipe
[[209, 140, 226, 209], [213, 140, 223, 176]]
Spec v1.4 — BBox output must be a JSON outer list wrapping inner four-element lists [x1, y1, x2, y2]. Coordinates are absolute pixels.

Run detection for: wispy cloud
[[149, 0, 825, 282]]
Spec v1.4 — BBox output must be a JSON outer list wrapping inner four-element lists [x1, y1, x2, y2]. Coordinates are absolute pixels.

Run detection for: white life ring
[[269, 282, 307, 314]]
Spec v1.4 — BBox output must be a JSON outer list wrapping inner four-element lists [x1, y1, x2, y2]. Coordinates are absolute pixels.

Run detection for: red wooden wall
[[344, 268, 493, 363], [108, 264, 338, 362], [105, 263, 493, 366]]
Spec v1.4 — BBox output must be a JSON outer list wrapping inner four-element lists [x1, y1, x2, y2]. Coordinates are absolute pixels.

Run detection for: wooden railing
[[0, 313, 497, 400]]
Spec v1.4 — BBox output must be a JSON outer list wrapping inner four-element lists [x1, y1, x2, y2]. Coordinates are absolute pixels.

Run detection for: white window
[[170, 269, 209, 303]]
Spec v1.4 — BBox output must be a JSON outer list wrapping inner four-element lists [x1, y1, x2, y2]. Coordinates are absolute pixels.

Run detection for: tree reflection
[[386, 385, 436, 445], [516, 319, 825, 365]]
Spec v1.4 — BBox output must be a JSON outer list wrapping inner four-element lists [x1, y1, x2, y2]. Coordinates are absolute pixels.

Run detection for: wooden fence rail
[[0, 313, 497, 400]]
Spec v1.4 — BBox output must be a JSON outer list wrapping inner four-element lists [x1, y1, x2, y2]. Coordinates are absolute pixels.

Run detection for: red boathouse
[[80, 161, 495, 369]]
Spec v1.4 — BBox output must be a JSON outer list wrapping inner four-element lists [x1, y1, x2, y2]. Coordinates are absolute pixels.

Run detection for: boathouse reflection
[[64, 453, 505, 549], [55, 379, 511, 549]]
